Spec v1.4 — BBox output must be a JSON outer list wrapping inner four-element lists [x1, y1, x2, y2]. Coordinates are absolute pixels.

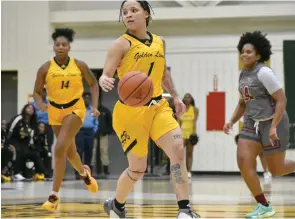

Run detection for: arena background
[[1, 1, 295, 175]]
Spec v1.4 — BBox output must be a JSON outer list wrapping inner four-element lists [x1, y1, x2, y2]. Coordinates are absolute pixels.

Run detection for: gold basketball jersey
[[117, 32, 166, 97], [45, 57, 83, 104]]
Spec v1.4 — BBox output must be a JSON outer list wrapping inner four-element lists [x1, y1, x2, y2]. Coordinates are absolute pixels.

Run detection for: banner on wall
[[237, 54, 271, 132]]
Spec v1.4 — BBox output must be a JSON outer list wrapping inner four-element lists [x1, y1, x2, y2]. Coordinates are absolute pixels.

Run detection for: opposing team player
[[224, 31, 295, 218]]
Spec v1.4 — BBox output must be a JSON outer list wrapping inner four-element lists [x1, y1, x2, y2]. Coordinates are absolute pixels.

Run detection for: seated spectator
[[32, 88, 54, 154], [31, 122, 52, 178], [5, 104, 46, 181], [1, 120, 13, 182]]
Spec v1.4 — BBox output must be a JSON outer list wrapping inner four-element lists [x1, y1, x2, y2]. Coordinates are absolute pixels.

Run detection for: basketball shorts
[[48, 98, 86, 126], [113, 98, 179, 157], [239, 112, 290, 155]]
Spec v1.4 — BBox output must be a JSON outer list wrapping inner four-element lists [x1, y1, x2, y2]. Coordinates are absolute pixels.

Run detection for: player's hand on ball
[[174, 97, 186, 117], [269, 126, 279, 146], [99, 75, 115, 92], [223, 121, 233, 135], [90, 108, 100, 118]]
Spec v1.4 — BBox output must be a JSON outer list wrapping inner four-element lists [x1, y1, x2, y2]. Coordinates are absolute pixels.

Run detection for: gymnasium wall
[[2, 1, 295, 172]]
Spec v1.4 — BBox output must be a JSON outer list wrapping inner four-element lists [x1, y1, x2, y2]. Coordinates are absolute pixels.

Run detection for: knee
[[127, 168, 145, 181], [237, 154, 249, 171], [54, 143, 67, 158], [169, 142, 185, 162], [127, 161, 147, 181]]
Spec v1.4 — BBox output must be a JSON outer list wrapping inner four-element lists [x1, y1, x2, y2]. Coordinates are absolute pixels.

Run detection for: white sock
[[80, 168, 87, 177], [51, 191, 58, 197]]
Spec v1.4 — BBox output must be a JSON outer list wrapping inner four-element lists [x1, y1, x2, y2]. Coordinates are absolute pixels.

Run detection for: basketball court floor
[[1, 175, 295, 218]]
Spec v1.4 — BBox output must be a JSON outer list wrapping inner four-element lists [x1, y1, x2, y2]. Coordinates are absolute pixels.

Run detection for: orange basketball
[[118, 71, 154, 107]]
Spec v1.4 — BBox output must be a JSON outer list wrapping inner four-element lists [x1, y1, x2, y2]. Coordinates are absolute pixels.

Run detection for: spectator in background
[[32, 88, 54, 152], [180, 93, 199, 178], [2, 120, 7, 145], [75, 92, 98, 179], [98, 104, 113, 175], [32, 122, 52, 178], [5, 104, 46, 181], [1, 119, 12, 182]]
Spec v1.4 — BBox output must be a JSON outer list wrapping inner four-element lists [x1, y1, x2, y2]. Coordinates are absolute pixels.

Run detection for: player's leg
[[104, 152, 147, 218], [186, 140, 194, 178], [151, 100, 200, 218], [42, 114, 97, 211], [258, 152, 272, 180], [66, 139, 98, 193], [261, 114, 295, 176], [104, 102, 150, 218], [238, 119, 275, 218]]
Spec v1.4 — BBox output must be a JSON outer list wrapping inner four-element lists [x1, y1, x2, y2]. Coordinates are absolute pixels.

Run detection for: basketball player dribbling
[[99, 1, 200, 218], [223, 31, 295, 218], [33, 28, 99, 211]]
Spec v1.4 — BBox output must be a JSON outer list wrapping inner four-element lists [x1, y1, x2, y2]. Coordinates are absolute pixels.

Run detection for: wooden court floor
[[1, 175, 295, 218]]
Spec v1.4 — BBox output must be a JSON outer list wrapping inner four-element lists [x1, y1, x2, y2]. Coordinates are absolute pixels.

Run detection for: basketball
[[118, 71, 154, 107]]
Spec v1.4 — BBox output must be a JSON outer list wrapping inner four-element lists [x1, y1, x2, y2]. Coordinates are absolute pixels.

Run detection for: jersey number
[[243, 86, 254, 101], [61, 80, 70, 89], [148, 62, 155, 76]]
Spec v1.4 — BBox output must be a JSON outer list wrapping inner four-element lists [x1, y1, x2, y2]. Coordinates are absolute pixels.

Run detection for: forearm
[[271, 100, 286, 128], [230, 103, 246, 124], [33, 92, 44, 109], [162, 70, 178, 98], [90, 83, 99, 109]]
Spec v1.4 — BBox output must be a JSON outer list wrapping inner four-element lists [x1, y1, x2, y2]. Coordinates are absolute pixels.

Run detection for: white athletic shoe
[[177, 209, 201, 218]]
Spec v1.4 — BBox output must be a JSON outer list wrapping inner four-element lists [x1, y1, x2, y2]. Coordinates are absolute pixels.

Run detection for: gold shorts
[[48, 98, 86, 126], [113, 98, 179, 157]]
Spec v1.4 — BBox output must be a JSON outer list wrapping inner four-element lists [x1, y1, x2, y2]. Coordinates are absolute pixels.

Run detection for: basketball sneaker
[[104, 198, 126, 218], [41, 194, 59, 212], [246, 203, 275, 218], [177, 208, 201, 218], [81, 165, 99, 194]]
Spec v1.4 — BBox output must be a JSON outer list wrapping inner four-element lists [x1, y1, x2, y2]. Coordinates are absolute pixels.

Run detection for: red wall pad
[[206, 92, 226, 131]]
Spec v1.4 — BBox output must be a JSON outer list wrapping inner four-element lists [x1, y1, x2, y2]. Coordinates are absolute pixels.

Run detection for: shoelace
[[188, 209, 201, 218]]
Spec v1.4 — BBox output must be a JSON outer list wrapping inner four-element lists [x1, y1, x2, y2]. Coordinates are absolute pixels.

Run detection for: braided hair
[[119, 1, 154, 27]]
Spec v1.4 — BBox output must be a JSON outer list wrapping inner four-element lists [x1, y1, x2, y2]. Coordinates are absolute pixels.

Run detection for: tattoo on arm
[[170, 164, 185, 184], [162, 70, 179, 98]]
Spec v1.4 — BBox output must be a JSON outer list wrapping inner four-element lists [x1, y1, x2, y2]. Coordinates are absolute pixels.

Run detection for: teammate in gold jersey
[[99, 1, 200, 218], [33, 28, 99, 211]]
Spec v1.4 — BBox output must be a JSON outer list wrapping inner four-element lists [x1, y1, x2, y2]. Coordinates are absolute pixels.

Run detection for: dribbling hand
[[90, 108, 100, 118], [223, 121, 233, 135], [174, 97, 186, 117], [99, 75, 115, 92]]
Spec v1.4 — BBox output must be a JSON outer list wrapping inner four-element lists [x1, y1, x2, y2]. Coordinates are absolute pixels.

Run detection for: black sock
[[114, 198, 125, 212], [178, 200, 190, 209]]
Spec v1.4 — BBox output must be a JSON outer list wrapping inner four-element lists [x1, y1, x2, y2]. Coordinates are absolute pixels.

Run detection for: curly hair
[[51, 27, 75, 43], [237, 31, 272, 62], [119, 1, 154, 27]]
